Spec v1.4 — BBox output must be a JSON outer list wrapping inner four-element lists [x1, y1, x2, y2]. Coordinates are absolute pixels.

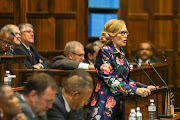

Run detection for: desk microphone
[[11, 32, 21, 42], [134, 59, 157, 87], [147, 61, 168, 89], [162, 56, 180, 79]]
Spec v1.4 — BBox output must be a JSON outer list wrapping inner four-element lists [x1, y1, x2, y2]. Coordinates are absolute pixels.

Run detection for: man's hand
[[136, 88, 151, 97], [88, 64, 95, 70], [39, 59, 43, 63], [15, 113, 27, 120]]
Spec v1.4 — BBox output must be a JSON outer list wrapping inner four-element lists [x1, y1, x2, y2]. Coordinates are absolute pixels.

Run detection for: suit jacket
[[14, 43, 50, 69], [51, 55, 80, 70], [47, 89, 69, 120], [15, 92, 47, 120], [47, 88, 84, 120], [128, 56, 162, 63]]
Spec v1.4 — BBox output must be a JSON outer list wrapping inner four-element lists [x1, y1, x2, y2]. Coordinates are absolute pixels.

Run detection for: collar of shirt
[[139, 58, 150, 63], [62, 94, 71, 112], [20, 94, 36, 118], [88, 59, 94, 65], [22, 43, 30, 51]]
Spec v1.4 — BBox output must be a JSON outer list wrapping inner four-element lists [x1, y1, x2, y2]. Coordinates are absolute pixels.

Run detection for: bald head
[[5, 24, 21, 45]]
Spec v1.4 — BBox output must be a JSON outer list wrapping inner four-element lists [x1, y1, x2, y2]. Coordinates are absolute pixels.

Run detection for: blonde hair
[[99, 19, 125, 44]]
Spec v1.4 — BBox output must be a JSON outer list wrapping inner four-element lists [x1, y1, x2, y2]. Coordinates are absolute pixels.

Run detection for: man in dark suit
[[0, 28, 14, 56], [51, 41, 95, 70], [14, 23, 50, 69], [128, 41, 162, 63], [83, 43, 100, 65], [47, 69, 94, 120], [16, 73, 57, 120]]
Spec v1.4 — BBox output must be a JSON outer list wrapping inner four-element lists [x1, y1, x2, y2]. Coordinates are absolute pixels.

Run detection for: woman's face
[[112, 24, 128, 49]]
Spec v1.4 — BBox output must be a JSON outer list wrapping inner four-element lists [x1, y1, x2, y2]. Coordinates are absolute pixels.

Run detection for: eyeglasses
[[23, 30, 34, 34], [0, 39, 12, 47], [119, 31, 129, 36], [72, 52, 84, 58]]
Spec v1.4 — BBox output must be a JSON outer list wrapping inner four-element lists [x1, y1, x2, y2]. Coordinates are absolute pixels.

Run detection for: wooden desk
[[160, 112, 180, 120], [121, 87, 169, 120], [130, 63, 168, 86], [0, 55, 25, 87]]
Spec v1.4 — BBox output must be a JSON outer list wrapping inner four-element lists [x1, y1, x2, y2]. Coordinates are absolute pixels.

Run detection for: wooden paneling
[[56, 19, 76, 49], [0, 0, 13, 12], [153, 20, 173, 50], [28, 0, 49, 12], [128, 0, 148, 13], [29, 18, 55, 51], [54, 0, 76, 12], [127, 20, 148, 50], [153, 0, 173, 13]]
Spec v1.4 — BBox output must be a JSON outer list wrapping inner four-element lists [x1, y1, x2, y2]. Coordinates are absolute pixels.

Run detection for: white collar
[[22, 43, 30, 50], [139, 58, 150, 64], [88, 59, 94, 65], [62, 94, 71, 112]]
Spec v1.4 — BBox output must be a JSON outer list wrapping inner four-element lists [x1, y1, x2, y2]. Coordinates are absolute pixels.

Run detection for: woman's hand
[[136, 88, 151, 97], [147, 85, 159, 91]]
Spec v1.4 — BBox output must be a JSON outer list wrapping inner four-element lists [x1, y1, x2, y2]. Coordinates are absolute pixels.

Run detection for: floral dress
[[89, 42, 147, 120]]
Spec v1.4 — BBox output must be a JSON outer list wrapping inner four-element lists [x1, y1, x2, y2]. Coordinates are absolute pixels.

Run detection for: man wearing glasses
[[0, 28, 14, 56], [51, 41, 95, 70], [128, 41, 162, 63], [14, 23, 50, 69]]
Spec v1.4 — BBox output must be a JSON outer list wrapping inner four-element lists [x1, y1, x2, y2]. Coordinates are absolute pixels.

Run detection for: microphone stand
[[134, 59, 159, 116], [163, 56, 180, 79], [148, 61, 171, 117]]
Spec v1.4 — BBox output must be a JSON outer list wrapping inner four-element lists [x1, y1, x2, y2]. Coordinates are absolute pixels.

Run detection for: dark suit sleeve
[[47, 99, 67, 120], [36, 52, 51, 69], [31, 45, 51, 69], [51, 56, 80, 70], [14, 47, 34, 69]]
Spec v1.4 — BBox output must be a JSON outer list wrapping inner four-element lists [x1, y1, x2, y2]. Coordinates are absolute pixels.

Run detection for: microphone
[[134, 59, 157, 87], [11, 32, 21, 42], [147, 61, 168, 89], [162, 56, 180, 79]]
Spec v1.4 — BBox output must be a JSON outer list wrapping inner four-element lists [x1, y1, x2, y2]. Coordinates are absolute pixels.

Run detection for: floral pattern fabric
[[89, 42, 147, 120]]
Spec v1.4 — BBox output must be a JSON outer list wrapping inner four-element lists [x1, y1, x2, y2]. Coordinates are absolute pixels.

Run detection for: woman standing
[[89, 19, 156, 120]]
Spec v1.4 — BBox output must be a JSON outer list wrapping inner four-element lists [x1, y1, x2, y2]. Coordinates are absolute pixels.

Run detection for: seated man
[[0, 86, 26, 120], [129, 41, 162, 63], [15, 73, 57, 120], [4, 24, 21, 55], [83, 43, 100, 65], [47, 69, 94, 120], [14, 23, 50, 69], [0, 28, 14, 56], [51, 41, 95, 70], [93, 40, 104, 48]]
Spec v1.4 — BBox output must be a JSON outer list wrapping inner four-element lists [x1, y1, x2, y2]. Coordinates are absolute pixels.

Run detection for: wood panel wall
[[120, 0, 180, 87], [0, 0, 87, 51], [0, 0, 179, 86]]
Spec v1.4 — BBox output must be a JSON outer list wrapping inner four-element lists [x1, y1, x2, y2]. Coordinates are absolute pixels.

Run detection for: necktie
[[27, 48, 32, 57]]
